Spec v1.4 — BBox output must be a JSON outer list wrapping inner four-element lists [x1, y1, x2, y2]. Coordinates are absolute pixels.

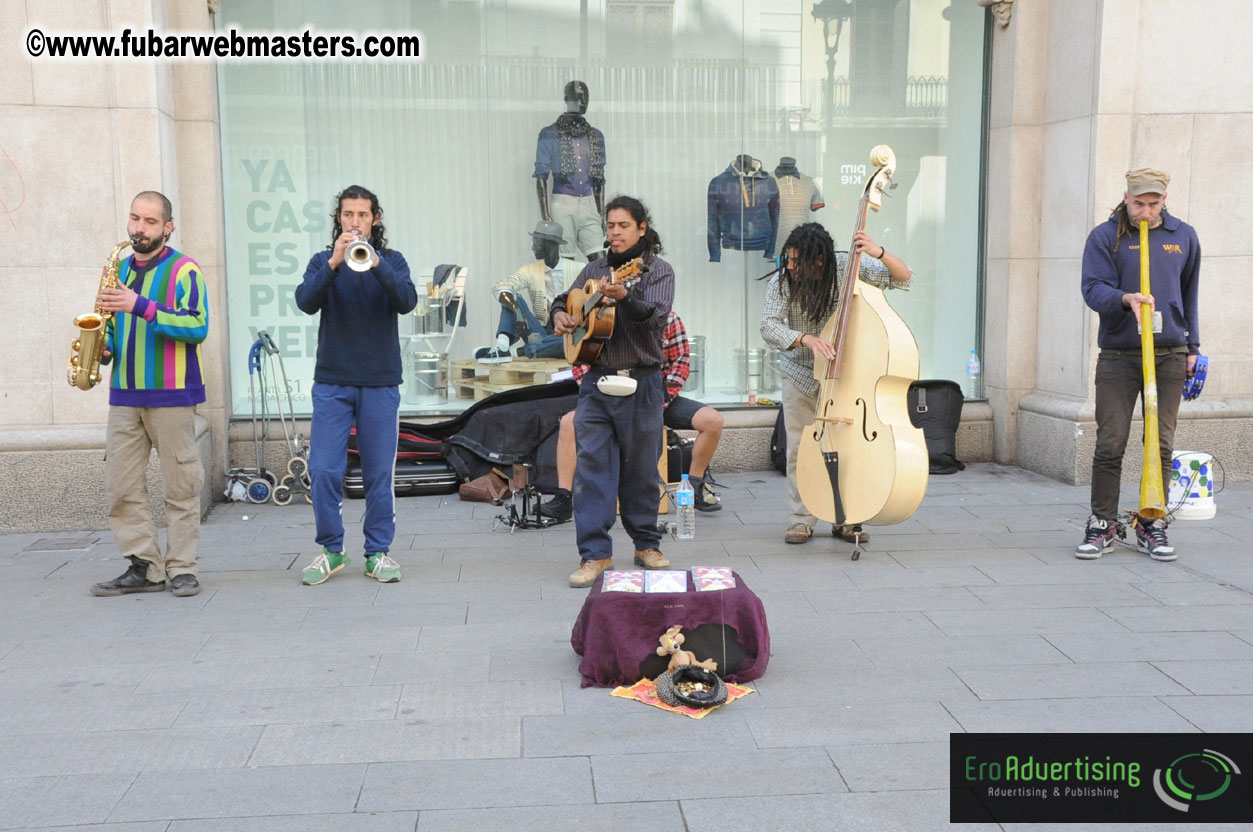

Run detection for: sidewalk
[[1, 463, 1250, 831]]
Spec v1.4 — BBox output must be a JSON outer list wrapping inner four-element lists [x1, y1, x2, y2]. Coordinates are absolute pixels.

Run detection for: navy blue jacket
[[1081, 210, 1201, 353], [707, 163, 780, 261], [296, 248, 418, 386]]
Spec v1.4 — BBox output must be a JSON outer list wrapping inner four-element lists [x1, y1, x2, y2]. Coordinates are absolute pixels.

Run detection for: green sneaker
[[364, 553, 401, 583], [301, 549, 349, 586]]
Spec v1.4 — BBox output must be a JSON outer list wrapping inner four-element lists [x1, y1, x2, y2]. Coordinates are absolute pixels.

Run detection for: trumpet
[[1137, 219, 1166, 521], [345, 230, 376, 272]]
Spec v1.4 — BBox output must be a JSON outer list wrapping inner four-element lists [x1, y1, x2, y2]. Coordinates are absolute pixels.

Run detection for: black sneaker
[[691, 474, 722, 513], [91, 557, 166, 597], [170, 574, 202, 597], [538, 490, 573, 522], [1075, 515, 1120, 560], [1135, 517, 1176, 561]]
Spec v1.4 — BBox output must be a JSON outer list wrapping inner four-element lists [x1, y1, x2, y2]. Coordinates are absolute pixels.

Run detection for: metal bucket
[[413, 290, 444, 335], [405, 352, 445, 404], [687, 335, 706, 399], [735, 347, 767, 394]]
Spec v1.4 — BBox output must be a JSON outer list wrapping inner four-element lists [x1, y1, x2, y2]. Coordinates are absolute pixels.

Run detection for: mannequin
[[772, 157, 825, 257], [534, 81, 606, 262], [476, 220, 569, 362], [707, 154, 780, 261]]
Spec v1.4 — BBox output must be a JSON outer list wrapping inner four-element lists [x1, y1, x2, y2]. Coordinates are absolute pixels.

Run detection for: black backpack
[[770, 409, 787, 475], [907, 379, 966, 474]]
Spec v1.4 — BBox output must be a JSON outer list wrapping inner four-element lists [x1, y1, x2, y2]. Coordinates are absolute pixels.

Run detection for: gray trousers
[[1090, 350, 1187, 521]]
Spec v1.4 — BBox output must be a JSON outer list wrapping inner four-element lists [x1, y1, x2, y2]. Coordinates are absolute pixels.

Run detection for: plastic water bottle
[[966, 349, 982, 399], [675, 474, 696, 540]]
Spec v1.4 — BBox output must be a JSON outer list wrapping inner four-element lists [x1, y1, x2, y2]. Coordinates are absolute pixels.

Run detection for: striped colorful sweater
[[104, 247, 210, 407]]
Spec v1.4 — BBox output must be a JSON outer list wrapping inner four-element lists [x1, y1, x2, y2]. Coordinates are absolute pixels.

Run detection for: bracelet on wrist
[[879, 246, 886, 259]]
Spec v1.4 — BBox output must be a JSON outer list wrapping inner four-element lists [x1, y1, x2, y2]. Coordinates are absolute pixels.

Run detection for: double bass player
[[759, 221, 915, 545]]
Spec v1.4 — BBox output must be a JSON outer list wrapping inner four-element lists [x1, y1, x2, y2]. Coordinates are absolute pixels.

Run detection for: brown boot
[[833, 524, 869, 543], [633, 548, 671, 569], [569, 557, 613, 588]]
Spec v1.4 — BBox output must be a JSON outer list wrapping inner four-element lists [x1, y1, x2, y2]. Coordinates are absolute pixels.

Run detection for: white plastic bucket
[[1168, 451, 1216, 520]]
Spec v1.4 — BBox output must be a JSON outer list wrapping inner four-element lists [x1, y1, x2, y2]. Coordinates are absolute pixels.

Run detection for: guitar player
[[550, 195, 676, 588]]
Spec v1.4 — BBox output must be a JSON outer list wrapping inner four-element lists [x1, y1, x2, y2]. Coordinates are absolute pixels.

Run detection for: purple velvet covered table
[[570, 570, 770, 688]]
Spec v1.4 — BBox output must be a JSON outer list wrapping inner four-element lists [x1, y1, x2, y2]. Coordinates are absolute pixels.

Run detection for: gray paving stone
[[392, 578, 546, 605], [487, 650, 583, 684], [372, 651, 491, 685], [924, 607, 1128, 636], [360, 757, 592, 811], [972, 562, 1162, 585], [523, 711, 757, 757], [770, 610, 946, 640], [1045, 631, 1253, 663], [0, 772, 136, 829], [0, 692, 189, 736], [842, 565, 995, 589], [249, 717, 520, 765], [943, 696, 1200, 733], [745, 702, 961, 747], [0, 663, 152, 698], [826, 741, 950, 791], [1128, 580, 1253, 605], [968, 582, 1159, 609], [137, 655, 380, 693], [952, 661, 1189, 700], [416, 621, 573, 653], [110, 764, 366, 822], [885, 547, 1046, 567], [805, 586, 985, 614], [396, 680, 564, 718], [591, 747, 843, 802], [202, 573, 382, 609], [298, 602, 467, 629], [0, 726, 260, 777], [127, 604, 310, 636], [168, 813, 417, 832], [1100, 603, 1253, 632], [681, 789, 984, 832], [465, 598, 585, 625], [752, 665, 977, 706], [1152, 659, 1253, 694], [416, 801, 684, 832], [1158, 694, 1253, 731], [195, 628, 421, 661], [0, 633, 209, 670], [174, 685, 401, 728]]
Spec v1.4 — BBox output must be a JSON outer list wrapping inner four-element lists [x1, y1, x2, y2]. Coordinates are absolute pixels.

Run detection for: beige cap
[[1126, 167, 1170, 196]]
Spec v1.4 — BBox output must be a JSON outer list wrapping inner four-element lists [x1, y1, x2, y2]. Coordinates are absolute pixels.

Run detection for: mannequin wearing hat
[[476, 220, 570, 362], [1076, 166, 1203, 563], [533, 81, 607, 262]]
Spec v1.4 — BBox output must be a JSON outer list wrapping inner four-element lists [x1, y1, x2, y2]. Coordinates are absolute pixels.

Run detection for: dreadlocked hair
[[328, 184, 389, 253], [1109, 201, 1135, 255], [780, 222, 839, 324]]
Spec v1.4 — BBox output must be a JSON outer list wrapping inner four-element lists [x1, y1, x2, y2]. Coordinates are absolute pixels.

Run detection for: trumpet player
[[296, 185, 417, 586], [1077, 168, 1201, 562], [91, 191, 210, 599]]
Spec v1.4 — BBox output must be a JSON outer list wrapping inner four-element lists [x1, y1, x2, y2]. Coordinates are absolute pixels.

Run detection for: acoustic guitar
[[562, 258, 647, 365]]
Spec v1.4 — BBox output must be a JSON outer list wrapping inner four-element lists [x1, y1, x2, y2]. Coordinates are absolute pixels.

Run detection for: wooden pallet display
[[449, 359, 488, 400]]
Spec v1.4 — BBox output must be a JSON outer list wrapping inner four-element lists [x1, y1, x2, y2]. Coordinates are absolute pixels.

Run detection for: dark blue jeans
[[497, 297, 564, 359], [309, 383, 400, 554], [573, 369, 664, 561]]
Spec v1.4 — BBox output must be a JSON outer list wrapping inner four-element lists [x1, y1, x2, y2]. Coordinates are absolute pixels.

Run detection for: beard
[[130, 232, 165, 255]]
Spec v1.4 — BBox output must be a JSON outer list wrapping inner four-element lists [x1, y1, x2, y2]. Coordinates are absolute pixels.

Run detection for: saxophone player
[[90, 192, 210, 598]]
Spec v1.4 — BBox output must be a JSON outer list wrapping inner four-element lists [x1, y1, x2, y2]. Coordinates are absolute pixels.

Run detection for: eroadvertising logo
[[950, 734, 1253, 823], [1153, 749, 1241, 812]]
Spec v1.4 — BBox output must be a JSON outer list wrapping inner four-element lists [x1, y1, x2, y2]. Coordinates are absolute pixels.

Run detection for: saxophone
[[67, 240, 133, 391]]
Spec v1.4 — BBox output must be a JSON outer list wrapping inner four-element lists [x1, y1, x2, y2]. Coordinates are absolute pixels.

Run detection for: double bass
[[796, 145, 928, 542]]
